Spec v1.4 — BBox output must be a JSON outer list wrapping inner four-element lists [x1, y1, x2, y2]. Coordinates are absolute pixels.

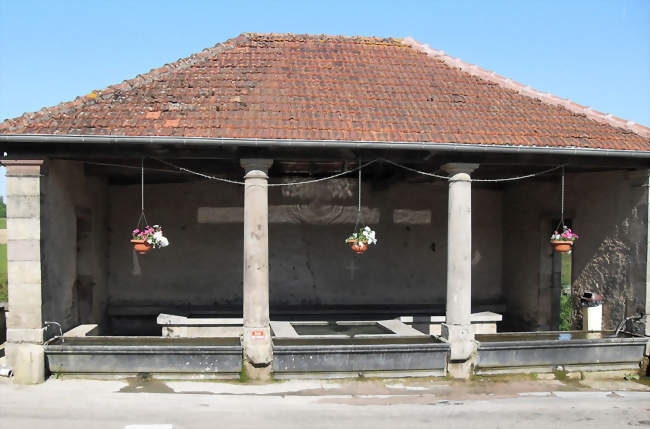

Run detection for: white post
[[240, 158, 273, 380], [1, 160, 45, 384], [441, 163, 478, 373]]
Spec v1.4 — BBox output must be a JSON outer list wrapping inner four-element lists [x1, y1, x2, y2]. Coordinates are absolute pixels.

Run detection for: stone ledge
[[401, 311, 502, 323]]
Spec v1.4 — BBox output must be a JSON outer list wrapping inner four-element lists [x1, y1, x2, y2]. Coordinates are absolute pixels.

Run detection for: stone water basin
[[475, 331, 648, 375], [273, 336, 450, 377], [44, 336, 242, 377]]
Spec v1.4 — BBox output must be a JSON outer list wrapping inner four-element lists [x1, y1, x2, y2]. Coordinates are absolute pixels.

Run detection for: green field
[[0, 218, 6, 229], [559, 252, 572, 330]]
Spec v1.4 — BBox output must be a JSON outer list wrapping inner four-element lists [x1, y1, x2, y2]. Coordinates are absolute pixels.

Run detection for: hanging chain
[[353, 162, 363, 232], [141, 158, 144, 213], [553, 167, 566, 233], [358, 167, 361, 213], [135, 157, 148, 229], [148, 156, 565, 186]]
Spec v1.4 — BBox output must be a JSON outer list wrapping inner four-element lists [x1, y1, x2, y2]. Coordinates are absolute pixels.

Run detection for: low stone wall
[[0, 302, 7, 345]]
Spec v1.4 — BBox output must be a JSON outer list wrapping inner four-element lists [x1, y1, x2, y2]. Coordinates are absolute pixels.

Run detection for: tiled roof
[[1, 33, 648, 151]]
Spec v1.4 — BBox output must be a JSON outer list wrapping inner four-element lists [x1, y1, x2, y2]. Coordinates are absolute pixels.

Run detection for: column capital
[[2, 160, 43, 177], [441, 163, 479, 176], [241, 158, 273, 178]]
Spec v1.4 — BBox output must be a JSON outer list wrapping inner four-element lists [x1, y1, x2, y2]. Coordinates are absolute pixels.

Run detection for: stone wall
[[503, 170, 648, 333], [41, 161, 109, 332], [107, 179, 504, 316], [571, 170, 648, 334]]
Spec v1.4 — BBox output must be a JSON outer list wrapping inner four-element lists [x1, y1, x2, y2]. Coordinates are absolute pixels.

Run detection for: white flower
[[158, 236, 169, 248]]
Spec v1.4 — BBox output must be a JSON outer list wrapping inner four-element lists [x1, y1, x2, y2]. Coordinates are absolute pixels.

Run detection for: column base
[[447, 356, 475, 379], [441, 323, 475, 361], [6, 343, 45, 384], [242, 360, 272, 382]]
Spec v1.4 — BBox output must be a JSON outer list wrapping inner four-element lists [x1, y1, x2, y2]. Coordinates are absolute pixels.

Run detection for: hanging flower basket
[[550, 226, 578, 253], [347, 240, 369, 254], [130, 239, 153, 255], [131, 225, 170, 254], [345, 226, 377, 254]]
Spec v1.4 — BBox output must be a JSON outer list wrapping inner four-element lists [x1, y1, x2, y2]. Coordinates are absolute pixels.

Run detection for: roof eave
[[1, 134, 650, 159]]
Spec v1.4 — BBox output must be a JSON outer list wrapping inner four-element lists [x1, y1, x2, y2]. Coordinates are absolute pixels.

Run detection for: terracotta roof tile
[[1, 32, 648, 151]]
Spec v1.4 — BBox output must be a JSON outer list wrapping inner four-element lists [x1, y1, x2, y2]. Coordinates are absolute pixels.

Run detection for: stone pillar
[[441, 163, 478, 378], [240, 158, 273, 380], [645, 170, 650, 362], [1, 160, 45, 384]]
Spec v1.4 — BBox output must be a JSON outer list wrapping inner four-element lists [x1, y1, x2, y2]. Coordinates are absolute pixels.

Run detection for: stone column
[[645, 170, 650, 363], [441, 163, 478, 377], [240, 158, 273, 380], [1, 160, 45, 384]]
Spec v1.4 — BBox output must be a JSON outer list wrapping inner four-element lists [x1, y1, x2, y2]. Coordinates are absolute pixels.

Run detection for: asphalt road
[[1, 376, 649, 428]]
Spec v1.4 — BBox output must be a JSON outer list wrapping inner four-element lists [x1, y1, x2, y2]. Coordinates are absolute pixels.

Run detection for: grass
[[0, 243, 6, 302], [0, 218, 6, 229]]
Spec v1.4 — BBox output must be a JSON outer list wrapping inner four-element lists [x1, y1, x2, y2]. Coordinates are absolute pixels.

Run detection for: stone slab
[[377, 319, 427, 336], [156, 314, 243, 326], [270, 321, 299, 337], [63, 324, 99, 337], [162, 326, 243, 338]]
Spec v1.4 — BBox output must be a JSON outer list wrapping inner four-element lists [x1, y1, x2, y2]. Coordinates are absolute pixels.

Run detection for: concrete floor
[[1, 376, 649, 428]]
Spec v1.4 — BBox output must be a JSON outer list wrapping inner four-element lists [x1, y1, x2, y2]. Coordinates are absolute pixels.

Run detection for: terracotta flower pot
[[348, 240, 368, 254], [131, 239, 153, 255], [551, 240, 573, 253]]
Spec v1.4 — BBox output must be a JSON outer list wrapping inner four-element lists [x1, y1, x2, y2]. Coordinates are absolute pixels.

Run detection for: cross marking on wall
[[346, 258, 359, 280]]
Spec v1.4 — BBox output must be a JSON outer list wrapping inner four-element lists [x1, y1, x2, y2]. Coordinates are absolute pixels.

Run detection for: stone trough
[[44, 336, 242, 379], [270, 319, 450, 377], [475, 331, 649, 375], [273, 336, 450, 378]]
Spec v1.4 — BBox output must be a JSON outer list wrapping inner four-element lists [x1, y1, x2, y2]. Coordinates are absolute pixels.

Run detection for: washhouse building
[[0, 33, 649, 383]]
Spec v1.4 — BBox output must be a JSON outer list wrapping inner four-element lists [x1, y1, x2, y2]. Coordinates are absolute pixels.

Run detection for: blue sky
[[0, 0, 649, 196]]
